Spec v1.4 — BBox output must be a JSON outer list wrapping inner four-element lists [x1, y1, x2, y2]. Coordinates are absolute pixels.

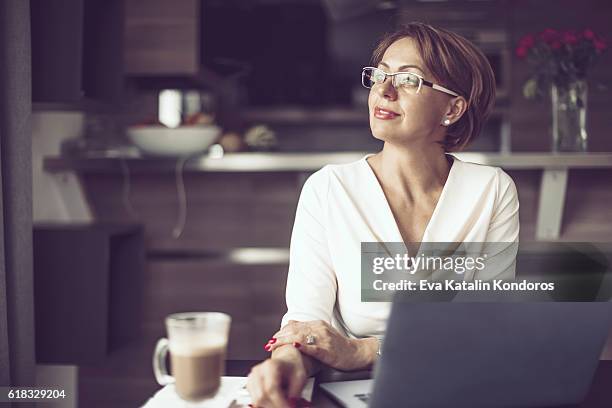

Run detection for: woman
[[247, 22, 519, 407]]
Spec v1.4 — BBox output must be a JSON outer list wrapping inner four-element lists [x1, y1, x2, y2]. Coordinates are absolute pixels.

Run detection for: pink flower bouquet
[[516, 28, 607, 98]]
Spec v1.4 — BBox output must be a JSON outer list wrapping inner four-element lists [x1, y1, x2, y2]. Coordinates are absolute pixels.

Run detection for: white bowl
[[127, 125, 221, 157]]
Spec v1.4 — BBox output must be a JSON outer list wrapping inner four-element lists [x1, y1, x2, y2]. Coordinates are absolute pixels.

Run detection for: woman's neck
[[368, 142, 452, 201]]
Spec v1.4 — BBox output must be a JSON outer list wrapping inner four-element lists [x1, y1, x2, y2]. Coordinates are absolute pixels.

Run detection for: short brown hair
[[371, 22, 496, 151]]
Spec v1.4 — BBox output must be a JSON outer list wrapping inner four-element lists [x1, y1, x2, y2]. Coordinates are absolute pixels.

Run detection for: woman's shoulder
[[452, 156, 516, 189], [452, 157, 518, 211], [304, 156, 369, 191]]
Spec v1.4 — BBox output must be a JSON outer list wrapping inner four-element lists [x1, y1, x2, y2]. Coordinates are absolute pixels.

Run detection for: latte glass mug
[[153, 312, 231, 401]]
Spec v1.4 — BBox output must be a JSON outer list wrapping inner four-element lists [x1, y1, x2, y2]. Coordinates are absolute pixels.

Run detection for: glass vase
[[551, 80, 588, 152]]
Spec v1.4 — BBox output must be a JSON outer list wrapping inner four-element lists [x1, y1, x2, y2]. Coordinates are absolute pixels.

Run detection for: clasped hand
[[265, 320, 373, 371], [247, 320, 376, 407]]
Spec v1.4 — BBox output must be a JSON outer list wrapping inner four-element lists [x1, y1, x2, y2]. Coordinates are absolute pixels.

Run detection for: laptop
[[321, 244, 612, 407]]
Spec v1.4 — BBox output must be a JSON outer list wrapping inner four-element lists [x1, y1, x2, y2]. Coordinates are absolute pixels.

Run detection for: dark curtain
[[0, 0, 35, 394]]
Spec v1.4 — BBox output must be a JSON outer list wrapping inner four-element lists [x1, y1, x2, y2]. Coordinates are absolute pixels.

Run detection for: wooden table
[[226, 360, 612, 407]]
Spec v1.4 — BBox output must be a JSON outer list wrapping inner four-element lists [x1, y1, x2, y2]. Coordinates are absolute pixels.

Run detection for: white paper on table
[[141, 376, 315, 408]]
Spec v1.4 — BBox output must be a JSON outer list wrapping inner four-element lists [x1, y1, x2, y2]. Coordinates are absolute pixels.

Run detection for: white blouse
[[280, 154, 520, 339]]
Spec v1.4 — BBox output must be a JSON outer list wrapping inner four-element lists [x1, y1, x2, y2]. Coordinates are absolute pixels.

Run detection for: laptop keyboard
[[354, 393, 371, 403]]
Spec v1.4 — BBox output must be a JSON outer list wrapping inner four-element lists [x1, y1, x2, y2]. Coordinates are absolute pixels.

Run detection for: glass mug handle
[[153, 338, 175, 386]]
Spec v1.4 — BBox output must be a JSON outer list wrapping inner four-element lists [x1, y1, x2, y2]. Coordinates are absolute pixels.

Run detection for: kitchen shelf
[[44, 151, 612, 174], [147, 247, 289, 264], [241, 106, 508, 125], [43, 151, 612, 241]]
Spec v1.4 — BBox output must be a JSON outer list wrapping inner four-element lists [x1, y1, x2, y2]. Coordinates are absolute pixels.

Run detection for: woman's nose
[[376, 79, 398, 101]]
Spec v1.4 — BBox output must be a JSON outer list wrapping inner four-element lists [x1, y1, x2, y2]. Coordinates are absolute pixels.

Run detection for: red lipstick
[[374, 107, 400, 120]]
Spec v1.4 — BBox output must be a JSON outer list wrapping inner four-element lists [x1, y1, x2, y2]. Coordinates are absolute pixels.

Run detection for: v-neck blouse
[[281, 155, 520, 338], [361, 152, 457, 245]]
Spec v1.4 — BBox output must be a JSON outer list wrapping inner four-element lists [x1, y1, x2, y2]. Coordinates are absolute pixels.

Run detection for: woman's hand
[[264, 320, 377, 371], [246, 346, 308, 408]]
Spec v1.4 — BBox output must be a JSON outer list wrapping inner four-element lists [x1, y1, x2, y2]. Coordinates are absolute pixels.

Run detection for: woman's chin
[[370, 126, 402, 143], [370, 130, 423, 149], [370, 132, 387, 143]]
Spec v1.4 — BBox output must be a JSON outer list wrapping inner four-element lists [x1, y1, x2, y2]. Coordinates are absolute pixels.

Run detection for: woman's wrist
[[353, 337, 379, 369], [271, 344, 320, 376]]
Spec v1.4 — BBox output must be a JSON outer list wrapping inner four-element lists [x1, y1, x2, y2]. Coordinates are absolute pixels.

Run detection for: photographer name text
[[372, 279, 555, 292]]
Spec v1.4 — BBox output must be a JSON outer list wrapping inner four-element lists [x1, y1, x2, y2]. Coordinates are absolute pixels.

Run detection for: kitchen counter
[[44, 151, 612, 173], [43, 151, 612, 241]]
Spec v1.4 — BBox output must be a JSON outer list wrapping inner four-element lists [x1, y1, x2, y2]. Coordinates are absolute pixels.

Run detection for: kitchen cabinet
[[31, 0, 124, 106], [124, 0, 200, 76], [34, 223, 144, 364]]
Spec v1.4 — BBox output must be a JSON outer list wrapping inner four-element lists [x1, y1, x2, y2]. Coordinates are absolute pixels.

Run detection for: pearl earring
[[443, 119, 451, 126]]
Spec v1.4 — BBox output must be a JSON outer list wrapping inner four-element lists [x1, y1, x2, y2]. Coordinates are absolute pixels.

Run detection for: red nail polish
[[290, 397, 312, 407], [269, 337, 277, 344], [264, 344, 271, 351], [293, 341, 301, 348]]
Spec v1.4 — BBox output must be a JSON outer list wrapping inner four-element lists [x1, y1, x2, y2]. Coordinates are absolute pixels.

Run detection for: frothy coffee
[[170, 338, 226, 401]]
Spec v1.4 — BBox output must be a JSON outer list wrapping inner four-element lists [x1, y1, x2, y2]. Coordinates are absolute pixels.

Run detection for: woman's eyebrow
[[379, 61, 425, 73]]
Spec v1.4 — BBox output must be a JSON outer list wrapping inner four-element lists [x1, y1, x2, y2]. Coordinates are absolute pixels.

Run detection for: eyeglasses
[[361, 67, 460, 97]]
